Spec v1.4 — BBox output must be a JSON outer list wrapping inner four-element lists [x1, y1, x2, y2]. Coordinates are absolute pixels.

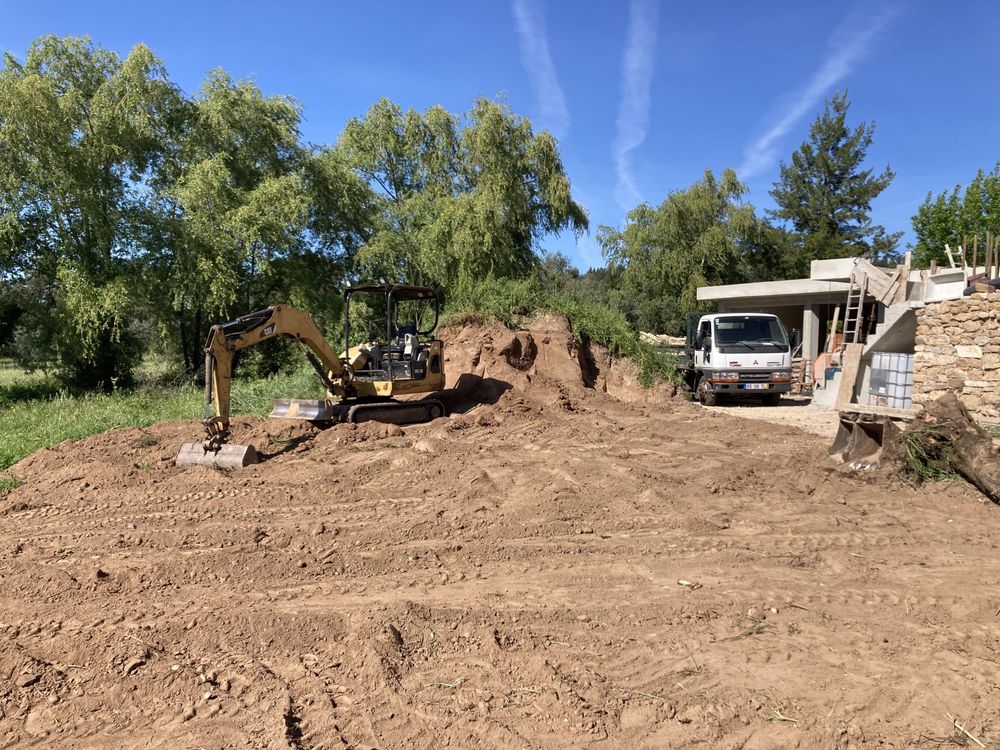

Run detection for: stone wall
[[913, 293, 1000, 422]]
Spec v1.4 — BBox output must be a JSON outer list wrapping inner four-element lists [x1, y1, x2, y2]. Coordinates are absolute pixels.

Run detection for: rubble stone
[[913, 294, 1000, 423]]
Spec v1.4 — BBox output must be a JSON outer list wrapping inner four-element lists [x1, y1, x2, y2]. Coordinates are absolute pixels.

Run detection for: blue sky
[[4, 0, 999, 270]]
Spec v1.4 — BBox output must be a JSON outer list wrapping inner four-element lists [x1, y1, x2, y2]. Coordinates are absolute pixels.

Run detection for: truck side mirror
[[790, 329, 801, 350], [694, 334, 703, 349]]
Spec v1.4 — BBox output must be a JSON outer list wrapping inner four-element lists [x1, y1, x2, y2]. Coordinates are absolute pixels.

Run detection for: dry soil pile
[[1, 317, 998, 749]]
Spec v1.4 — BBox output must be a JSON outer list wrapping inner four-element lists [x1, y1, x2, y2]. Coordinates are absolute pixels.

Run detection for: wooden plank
[[835, 343, 864, 410], [839, 402, 920, 420], [826, 305, 841, 353], [853, 258, 893, 298]]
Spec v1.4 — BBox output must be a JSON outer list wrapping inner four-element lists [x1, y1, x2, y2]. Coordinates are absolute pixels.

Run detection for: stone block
[[955, 344, 984, 358]]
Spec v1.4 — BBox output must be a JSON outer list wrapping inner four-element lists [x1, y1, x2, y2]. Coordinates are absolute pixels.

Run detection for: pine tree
[[768, 92, 900, 273]]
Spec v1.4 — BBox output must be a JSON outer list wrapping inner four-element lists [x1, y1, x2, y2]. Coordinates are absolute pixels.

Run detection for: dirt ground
[[2, 316, 999, 749], [697, 397, 842, 439]]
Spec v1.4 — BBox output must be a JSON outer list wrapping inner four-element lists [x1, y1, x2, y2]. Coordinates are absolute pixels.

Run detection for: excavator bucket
[[268, 399, 341, 421], [829, 415, 900, 468], [175, 442, 259, 469], [829, 417, 856, 460]]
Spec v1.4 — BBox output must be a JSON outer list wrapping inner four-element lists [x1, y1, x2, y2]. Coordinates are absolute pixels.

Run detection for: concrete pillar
[[802, 303, 821, 378]]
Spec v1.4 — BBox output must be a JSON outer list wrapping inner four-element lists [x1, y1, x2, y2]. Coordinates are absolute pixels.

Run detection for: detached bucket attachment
[[269, 399, 341, 421], [829, 414, 900, 468], [176, 442, 259, 469]]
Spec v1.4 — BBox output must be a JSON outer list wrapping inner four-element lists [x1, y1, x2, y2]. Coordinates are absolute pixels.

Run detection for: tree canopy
[[768, 92, 899, 275], [338, 97, 588, 291], [911, 164, 1000, 267], [0, 36, 590, 387], [598, 169, 762, 334], [0, 35, 182, 388]]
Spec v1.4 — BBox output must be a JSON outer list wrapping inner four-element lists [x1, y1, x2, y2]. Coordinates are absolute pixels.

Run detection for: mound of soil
[[1, 316, 998, 748], [437, 314, 675, 415]]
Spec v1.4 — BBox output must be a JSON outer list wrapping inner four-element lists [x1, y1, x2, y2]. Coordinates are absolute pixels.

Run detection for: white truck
[[681, 313, 798, 406]]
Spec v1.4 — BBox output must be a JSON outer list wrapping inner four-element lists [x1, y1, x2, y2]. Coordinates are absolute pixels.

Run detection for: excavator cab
[[345, 284, 444, 387], [176, 284, 446, 469]]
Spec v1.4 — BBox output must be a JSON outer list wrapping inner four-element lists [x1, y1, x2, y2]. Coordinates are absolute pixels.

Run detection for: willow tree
[[0, 35, 181, 388], [598, 169, 761, 335], [337, 97, 588, 292], [145, 71, 373, 371]]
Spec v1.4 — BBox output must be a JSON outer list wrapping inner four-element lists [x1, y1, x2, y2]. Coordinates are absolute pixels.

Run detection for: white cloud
[[736, 3, 900, 182], [512, 0, 570, 139], [613, 0, 660, 211]]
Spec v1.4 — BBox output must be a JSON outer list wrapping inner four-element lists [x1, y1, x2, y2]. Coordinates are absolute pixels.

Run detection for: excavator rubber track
[[347, 399, 446, 425]]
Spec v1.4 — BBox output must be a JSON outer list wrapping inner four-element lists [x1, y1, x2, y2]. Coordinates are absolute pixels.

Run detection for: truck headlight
[[713, 371, 739, 380], [771, 370, 792, 379]]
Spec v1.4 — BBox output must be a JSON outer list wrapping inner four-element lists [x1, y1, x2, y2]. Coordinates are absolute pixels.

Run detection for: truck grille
[[738, 372, 771, 382]]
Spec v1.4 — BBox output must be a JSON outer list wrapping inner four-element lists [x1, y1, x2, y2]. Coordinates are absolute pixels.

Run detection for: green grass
[[0, 357, 61, 405], [0, 474, 22, 494], [0, 364, 324, 472]]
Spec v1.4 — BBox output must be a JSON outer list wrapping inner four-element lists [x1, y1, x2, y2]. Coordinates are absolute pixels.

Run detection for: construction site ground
[[697, 396, 841, 439], [2, 316, 998, 749]]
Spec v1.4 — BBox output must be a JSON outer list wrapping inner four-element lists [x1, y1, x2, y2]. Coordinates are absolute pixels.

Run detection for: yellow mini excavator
[[176, 284, 446, 469]]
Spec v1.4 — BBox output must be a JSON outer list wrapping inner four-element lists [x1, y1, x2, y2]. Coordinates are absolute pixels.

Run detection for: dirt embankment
[[1, 317, 998, 749]]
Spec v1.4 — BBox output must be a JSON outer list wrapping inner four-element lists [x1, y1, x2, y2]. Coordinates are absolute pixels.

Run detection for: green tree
[[536, 250, 580, 294], [769, 92, 900, 275], [144, 71, 373, 371], [0, 35, 182, 388], [911, 164, 1000, 267], [337, 97, 588, 291], [598, 169, 761, 334]]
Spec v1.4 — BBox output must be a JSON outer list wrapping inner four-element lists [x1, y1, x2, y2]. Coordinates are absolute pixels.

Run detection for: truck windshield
[[714, 316, 789, 353]]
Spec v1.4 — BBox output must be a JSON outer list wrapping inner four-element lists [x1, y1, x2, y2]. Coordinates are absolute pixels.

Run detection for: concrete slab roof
[[697, 278, 851, 303]]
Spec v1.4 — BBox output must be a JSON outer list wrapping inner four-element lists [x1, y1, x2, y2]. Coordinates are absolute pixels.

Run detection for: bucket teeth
[[176, 442, 258, 469]]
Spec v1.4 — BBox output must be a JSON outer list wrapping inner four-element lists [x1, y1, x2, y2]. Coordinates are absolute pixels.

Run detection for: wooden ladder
[[843, 272, 868, 347]]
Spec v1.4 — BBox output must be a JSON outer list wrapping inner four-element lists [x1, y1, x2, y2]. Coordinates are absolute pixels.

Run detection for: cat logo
[[260, 323, 276, 337]]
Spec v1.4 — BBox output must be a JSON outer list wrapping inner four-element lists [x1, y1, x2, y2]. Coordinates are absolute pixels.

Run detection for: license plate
[[743, 383, 767, 390]]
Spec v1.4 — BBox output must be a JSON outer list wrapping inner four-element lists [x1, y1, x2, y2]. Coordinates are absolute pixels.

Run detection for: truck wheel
[[762, 393, 781, 406], [696, 377, 717, 406]]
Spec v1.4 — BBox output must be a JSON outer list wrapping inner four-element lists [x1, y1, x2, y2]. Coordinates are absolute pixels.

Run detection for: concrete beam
[[697, 279, 851, 303], [810, 257, 859, 281]]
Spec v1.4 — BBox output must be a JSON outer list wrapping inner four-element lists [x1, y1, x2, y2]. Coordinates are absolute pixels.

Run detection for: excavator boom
[[177, 305, 349, 469]]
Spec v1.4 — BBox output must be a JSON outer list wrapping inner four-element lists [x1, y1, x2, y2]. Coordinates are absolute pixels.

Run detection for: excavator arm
[[201, 305, 349, 450]]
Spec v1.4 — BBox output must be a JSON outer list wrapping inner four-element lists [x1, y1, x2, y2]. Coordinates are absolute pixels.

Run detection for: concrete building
[[696, 257, 979, 407]]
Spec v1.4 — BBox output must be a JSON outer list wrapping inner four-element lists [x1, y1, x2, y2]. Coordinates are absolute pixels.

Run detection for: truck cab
[[684, 313, 797, 406]]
